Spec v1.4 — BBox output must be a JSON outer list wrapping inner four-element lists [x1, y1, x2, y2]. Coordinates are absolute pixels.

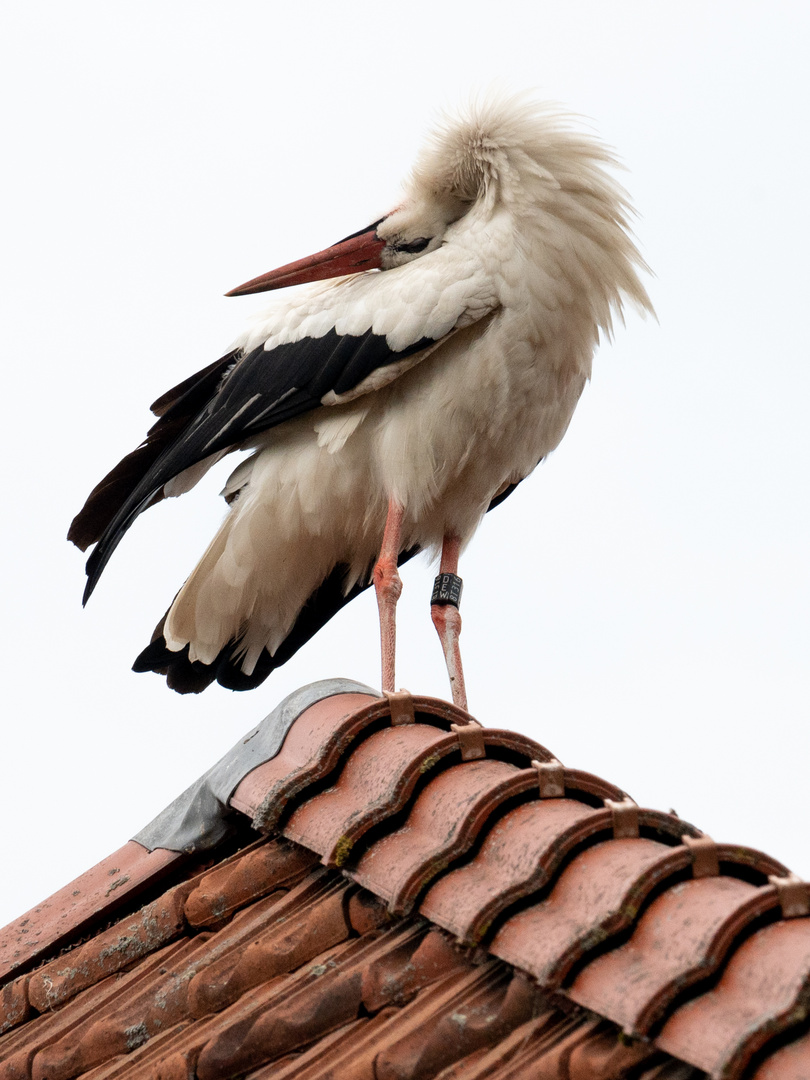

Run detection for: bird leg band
[[431, 573, 463, 607]]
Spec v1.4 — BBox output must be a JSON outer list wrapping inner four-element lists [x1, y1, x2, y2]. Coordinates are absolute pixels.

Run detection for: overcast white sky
[[1, 2, 808, 928]]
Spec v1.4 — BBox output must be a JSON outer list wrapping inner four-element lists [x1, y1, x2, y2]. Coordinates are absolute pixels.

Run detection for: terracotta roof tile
[[371, 967, 538, 1080], [752, 1027, 810, 1080], [0, 843, 183, 984], [350, 758, 526, 914], [195, 923, 460, 1078], [25, 877, 194, 1015], [187, 876, 352, 1016], [567, 876, 777, 1035], [0, 937, 190, 1080], [491, 836, 694, 988], [2, 684, 808, 1080], [425, 1011, 575, 1080], [656, 917, 810, 1077], [360, 926, 466, 1013], [184, 837, 318, 928], [566, 1023, 661, 1080], [0, 976, 31, 1037], [31, 933, 217, 1080], [419, 803, 694, 946], [283, 722, 454, 866]]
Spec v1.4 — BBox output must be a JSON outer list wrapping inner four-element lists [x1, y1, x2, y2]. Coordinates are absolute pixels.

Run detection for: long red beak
[[226, 223, 386, 297]]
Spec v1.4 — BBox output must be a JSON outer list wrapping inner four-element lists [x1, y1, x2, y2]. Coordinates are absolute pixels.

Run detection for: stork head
[[225, 109, 489, 298], [227, 93, 653, 325], [225, 199, 462, 297]]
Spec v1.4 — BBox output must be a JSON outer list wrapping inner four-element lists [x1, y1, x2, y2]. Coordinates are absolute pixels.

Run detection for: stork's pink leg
[[373, 498, 405, 694], [431, 535, 468, 711]]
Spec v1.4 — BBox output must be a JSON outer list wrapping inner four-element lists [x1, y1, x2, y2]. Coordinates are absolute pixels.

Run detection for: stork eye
[[395, 237, 431, 254]]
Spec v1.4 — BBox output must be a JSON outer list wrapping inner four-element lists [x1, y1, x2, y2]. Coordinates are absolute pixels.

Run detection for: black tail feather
[[132, 545, 422, 693]]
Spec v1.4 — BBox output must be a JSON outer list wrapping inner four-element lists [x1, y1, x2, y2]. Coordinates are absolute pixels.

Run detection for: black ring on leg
[[431, 573, 463, 608]]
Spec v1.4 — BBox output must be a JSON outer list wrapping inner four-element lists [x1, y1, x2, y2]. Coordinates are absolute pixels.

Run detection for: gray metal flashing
[[132, 678, 378, 853]]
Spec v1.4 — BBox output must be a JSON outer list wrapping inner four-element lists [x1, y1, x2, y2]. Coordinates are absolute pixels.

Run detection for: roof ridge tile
[[656, 916, 810, 1078], [491, 837, 688, 987], [348, 758, 526, 914], [567, 876, 780, 1037], [283, 723, 455, 867], [751, 1025, 810, 1080], [419, 804, 701, 947]]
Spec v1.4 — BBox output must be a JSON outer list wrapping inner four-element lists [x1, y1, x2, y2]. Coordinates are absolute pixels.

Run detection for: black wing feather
[[67, 350, 239, 552], [71, 328, 435, 602]]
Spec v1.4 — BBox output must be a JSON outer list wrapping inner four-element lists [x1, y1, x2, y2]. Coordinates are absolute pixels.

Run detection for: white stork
[[69, 94, 652, 707]]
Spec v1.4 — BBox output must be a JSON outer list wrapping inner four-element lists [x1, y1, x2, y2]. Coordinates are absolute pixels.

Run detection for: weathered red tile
[[231, 693, 552, 833], [716, 845, 790, 880], [30, 935, 210, 1080], [229, 692, 380, 827], [374, 970, 538, 1080], [636, 1064, 703, 1080], [247, 1010, 399, 1080], [0, 937, 191, 1080], [0, 975, 31, 1037], [284, 724, 456, 866], [262, 961, 537, 1080], [425, 1011, 569, 1080], [4, 677, 804, 1080], [568, 876, 775, 1035], [752, 1027, 810, 1080], [194, 925, 426, 1078], [361, 928, 470, 1013], [350, 760, 533, 914], [656, 917, 810, 1079], [423, 803, 707, 946], [284, 724, 599, 874], [420, 799, 602, 944], [25, 876, 345, 1078], [92, 1013, 228, 1080], [566, 1026, 659, 1080], [347, 889, 393, 935], [478, 1016, 605, 1080], [491, 837, 691, 988], [73, 1020, 192, 1080], [187, 878, 352, 1016], [184, 837, 317, 927], [27, 877, 195, 1013], [0, 842, 183, 983]]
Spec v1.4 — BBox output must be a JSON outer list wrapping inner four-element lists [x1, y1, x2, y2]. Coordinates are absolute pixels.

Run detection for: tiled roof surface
[[2, 686, 809, 1080]]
